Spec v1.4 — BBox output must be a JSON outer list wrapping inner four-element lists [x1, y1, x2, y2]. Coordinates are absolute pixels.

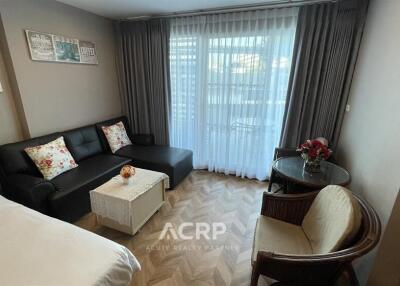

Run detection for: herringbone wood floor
[[76, 171, 273, 286]]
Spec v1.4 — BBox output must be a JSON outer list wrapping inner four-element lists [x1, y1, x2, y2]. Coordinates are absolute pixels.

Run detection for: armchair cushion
[[302, 185, 362, 254], [252, 216, 312, 264]]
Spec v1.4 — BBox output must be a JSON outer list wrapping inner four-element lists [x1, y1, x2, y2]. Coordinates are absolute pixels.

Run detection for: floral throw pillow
[[25, 137, 78, 180], [102, 121, 132, 153]]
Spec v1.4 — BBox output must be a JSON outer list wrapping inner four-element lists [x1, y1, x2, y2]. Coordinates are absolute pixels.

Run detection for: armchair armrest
[[5, 174, 57, 213], [132, 133, 155, 146], [254, 251, 345, 285], [261, 191, 319, 225]]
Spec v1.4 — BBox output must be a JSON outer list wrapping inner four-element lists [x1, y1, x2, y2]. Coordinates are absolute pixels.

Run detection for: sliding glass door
[[169, 8, 298, 180]]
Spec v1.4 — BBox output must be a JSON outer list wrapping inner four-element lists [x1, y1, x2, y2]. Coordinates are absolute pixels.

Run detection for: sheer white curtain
[[169, 8, 298, 180]]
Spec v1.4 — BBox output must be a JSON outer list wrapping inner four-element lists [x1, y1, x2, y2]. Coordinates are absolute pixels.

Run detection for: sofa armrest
[[133, 133, 155, 146], [261, 191, 319, 225], [5, 174, 57, 213]]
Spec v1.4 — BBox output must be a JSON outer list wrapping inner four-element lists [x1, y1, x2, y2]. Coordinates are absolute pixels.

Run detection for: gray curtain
[[280, 0, 369, 151], [114, 19, 171, 146]]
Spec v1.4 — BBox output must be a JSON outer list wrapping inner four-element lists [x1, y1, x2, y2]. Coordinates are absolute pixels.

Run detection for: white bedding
[[0, 195, 141, 286]]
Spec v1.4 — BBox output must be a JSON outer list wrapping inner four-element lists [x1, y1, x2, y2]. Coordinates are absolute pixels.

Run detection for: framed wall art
[[25, 30, 98, 65]]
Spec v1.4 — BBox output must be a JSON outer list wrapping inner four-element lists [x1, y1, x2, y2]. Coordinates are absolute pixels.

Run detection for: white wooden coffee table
[[90, 168, 169, 235]]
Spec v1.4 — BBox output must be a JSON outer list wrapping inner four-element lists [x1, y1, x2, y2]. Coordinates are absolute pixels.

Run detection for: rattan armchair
[[251, 191, 381, 286]]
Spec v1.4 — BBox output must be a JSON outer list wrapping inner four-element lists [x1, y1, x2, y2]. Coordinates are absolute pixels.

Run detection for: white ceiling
[[56, 0, 284, 19]]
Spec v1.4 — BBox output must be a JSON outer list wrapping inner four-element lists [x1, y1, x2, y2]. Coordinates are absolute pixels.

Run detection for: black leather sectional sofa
[[0, 116, 192, 222]]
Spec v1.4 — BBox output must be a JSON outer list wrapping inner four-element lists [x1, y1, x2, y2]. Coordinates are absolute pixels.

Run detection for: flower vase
[[303, 158, 321, 173], [122, 177, 130, 185]]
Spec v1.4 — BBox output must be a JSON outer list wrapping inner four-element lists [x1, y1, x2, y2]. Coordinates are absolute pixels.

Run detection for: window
[[169, 8, 298, 180]]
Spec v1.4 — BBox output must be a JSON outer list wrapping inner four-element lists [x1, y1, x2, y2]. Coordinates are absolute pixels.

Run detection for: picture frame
[[25, 30, 98, 65]]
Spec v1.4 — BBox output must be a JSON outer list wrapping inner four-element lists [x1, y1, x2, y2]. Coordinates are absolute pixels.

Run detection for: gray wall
[[0, 45, 23, 144], [0, 0, 121, 138], [337, 0, 400, 284]]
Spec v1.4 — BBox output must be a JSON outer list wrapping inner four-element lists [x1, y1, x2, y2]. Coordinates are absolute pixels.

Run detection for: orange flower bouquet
[[120, 165, 136, 185]]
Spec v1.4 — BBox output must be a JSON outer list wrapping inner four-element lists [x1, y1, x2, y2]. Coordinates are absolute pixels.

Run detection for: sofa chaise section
[[96, 116, 193, 188], [116, 145, 192, 189]]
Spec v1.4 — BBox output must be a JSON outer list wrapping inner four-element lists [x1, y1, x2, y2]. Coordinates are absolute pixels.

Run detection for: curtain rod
[[124, 0, 337, 21]]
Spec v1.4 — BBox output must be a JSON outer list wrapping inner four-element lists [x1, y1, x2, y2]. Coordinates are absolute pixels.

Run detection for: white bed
[[0, 195, 141, 286]]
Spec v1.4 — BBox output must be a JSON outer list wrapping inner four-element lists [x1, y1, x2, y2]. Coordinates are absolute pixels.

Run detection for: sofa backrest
[[0, 133, 61, 176], [95, 116, 132, 152], [62, 125, 104, 162], [0, 116, 128, 177]]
